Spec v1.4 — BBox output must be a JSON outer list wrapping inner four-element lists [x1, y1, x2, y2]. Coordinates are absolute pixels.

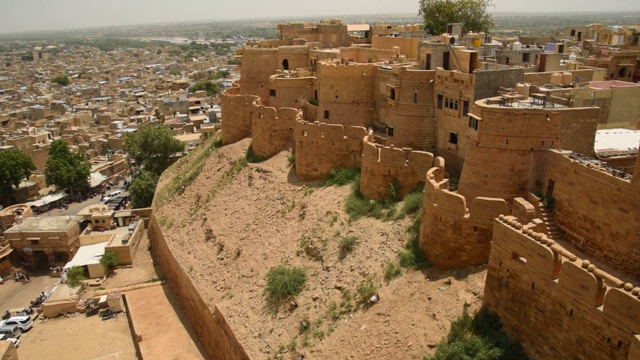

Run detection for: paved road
[[37, 186, 129, 218]]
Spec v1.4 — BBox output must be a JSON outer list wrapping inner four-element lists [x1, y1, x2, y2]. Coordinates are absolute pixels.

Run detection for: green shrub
[[426, 305, 528, 360], [402, 189, 424, 216], [100, 251, 118, 271], [264, 265, 307, 302], [386, 180, 400, 203], [287, 154, 295, 168], [67, 266, 87, 287], [383, 261, 402, 282], [356, 277, 377, 307], [246, 145, 268, 163], [397, 215, 431, 269], [323, 168, 360, 187], [339, 236, 358, 259], [307, 98, 319, 106], [51, 75, 70, 86]]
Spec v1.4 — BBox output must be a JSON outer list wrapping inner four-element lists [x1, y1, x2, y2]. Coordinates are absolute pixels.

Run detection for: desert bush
[[67, 266, 87, 287], [338, 236, 358, 259], [323, 168, 360, 187], [264, 265, 307, 302], [383, 261, 402, 282]]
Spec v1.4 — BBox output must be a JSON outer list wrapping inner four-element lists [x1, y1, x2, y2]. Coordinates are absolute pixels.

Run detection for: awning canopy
[[27, 192, 67, 208], [64, 242, 107, 269], [89, 172, 108, 188]]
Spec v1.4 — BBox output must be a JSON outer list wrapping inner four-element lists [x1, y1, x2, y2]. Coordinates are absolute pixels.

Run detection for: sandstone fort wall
[[541, 150, 640, 279], [221, 88, 260, 145], [338, 46, 398, 63], [485, 217, 640, 360], [147, 214, 249, 360], [359, 141, 433, 200], [294, 120, 367, 180], [238, 47, 279, 102], [269, 75, 314, 110], [457, 104, 598, 202], [420, 165, 509, 269], [384, 67, 436, 151], [251, 104, 301, 158], [316, 61, 376, 127]]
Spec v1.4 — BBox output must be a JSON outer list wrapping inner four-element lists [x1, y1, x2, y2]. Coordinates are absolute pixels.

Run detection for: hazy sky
[[1, 0, 639, 34]]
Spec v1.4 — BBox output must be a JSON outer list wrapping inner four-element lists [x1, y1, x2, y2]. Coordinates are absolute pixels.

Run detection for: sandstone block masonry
[[485, 216, 640, 360], [294, 120, 367, 180], [251, 103, 301, 159], [359, 141, 433, 200], [147, 214, 249, 360], [419, 163, 509, 269], [540, 150, 640, 280], [221, 88, 260, 145]]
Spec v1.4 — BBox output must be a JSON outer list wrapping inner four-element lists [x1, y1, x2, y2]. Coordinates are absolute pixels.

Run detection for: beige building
[[4, 216, 81, 269]]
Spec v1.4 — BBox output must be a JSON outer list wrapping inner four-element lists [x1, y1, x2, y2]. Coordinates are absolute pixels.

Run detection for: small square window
[[448, 132, 458, 144], [324, 110, 330, 119], [269, 89, 276, 97], [437, 94, 443, 109], [387, 126, 394, 137]]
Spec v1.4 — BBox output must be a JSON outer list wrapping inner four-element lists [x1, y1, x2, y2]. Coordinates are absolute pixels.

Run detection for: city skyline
[[1, 0, 640, 34]]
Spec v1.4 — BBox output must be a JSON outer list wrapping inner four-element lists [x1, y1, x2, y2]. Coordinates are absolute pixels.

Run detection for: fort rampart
[[485, 216, 640, 360], [294, 120, 367, 180], [251, 103, 301, 158], [147, 214, 249, 360], [457, 102, 598, 202], [541, 150, 640, 279], [316, 61, 376, 127], [359, 141, 433, 200], [221, 87, 260, 145], [419, 164, 509, 269]]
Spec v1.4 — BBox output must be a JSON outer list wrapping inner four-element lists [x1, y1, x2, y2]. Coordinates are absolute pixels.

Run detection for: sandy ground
[[17, 314, 137, 360], [0, 274, 59, 314], [155, 138, 487, 359], [14, 230, 182, 359]]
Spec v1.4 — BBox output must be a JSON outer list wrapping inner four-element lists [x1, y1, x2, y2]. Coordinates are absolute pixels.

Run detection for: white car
[[0, 334, 19, 348], [0, 316, 33, 332]]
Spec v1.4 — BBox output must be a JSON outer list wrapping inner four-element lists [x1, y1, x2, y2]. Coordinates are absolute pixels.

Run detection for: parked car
[[0, 334, 19, 348], [103, 190, 122, 203], [0, 316, 33, 332], [0, 325, 22, 339]]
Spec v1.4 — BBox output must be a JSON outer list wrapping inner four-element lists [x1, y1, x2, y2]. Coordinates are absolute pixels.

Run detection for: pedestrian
[[24, 272, 30, 282]]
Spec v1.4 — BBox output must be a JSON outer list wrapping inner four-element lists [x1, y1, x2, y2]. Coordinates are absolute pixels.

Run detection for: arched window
[[282, 59, 289, 70]]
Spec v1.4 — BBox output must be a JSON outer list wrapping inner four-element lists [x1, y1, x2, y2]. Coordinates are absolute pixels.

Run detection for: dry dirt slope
[[154, 137, 487, 359]]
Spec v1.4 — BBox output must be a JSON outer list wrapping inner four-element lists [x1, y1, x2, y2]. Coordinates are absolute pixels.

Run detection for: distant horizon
[[1, 4, 640, 36]]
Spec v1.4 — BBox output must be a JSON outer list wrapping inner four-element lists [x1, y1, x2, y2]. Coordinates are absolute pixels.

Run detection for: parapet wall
[[294, 120, 367, 180], [251, 104, 301, 158], [485, 216, 640, 360], [338, 46, 399, 63], [0, 204, 34, 231], [147, 214, 249, 360], [316, 61, 376, 127], [542, 150, 640, 279], [359, 141, 433, 200], [221, 88, 260, 145], [420, 164, 509, 269]]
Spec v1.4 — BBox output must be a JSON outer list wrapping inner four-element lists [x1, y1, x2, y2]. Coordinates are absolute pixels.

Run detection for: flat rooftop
[[594, 128, 640, 158], [4, 216, 81, 233]]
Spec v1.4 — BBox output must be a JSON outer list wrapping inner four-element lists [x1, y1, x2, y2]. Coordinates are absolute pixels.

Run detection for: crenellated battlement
[[486, 216, 640, 359], [250, 104, 301, 159], [221, 89, 261, 145], [318, 61, 376, 77], [294, 120, 367, 180], [359, 140, 434, 200], [420, 163, 509, 269]]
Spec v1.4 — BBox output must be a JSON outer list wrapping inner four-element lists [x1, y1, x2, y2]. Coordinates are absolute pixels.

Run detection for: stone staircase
[[538, 204, 564, 241]]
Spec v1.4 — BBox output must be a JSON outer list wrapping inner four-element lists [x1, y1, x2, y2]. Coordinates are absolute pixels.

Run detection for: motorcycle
[[100, 309, 118, 321]]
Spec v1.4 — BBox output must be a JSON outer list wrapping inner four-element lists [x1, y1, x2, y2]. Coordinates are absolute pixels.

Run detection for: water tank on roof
[[569, 52, 577, 62], [512, 41, 522, 51]]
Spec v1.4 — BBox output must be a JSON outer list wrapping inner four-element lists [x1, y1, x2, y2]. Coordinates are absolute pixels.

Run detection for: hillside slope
[[154, 137, 486, 359]]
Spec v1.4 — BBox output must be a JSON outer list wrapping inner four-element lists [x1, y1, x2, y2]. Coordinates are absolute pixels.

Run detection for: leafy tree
[[419, 0, 495, 35], [100, 251, 119, 272], [190, 80, 219, 97], [51, 75, 70, 86], [124, 125, 184, 176], [0, 149, 35, 204], [67, 266, 87, 287], [129, 170, 158, 208], [45, 140, 91, 195], [169, 69, 181, 76], [227, 57, 241, 65]]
